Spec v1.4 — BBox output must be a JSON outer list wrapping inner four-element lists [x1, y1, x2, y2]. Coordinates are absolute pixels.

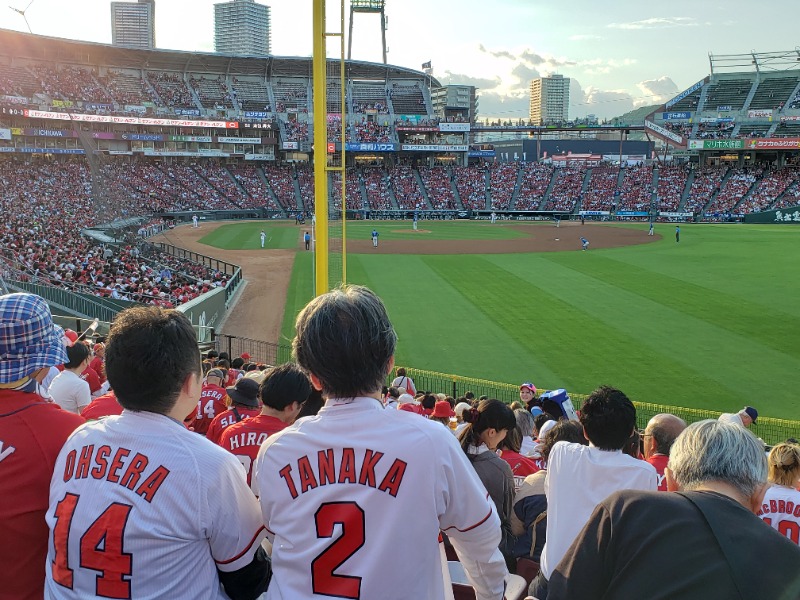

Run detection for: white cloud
[[568, 34, 604, 41], [607, 17, 698, 30], [636, 76, 680, 105]]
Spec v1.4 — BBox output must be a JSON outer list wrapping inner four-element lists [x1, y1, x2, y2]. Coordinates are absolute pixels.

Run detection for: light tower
[[347, 0, 387, 64]]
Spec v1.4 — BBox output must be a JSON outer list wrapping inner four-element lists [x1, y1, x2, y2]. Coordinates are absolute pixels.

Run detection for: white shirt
[[45, 411, 265, 599], [718, 412, 745, 427], [759, 484, 800, 546], [48, 370, 91, 414], [540, 441, 658, 578], [253, 396, 507, 600], [520, 436, 537, 457]]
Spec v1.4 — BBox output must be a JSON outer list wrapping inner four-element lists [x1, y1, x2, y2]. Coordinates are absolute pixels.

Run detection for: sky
[[3, 0, 799, 120]]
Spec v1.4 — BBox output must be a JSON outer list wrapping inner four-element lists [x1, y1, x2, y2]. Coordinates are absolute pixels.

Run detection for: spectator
[[531, 385, 658, 599], [80, 388, 124, 420], [44, 306, 271, 598], [384, 385, 401, 409], [499, 424, 540, 491], [759, 442, 800, 545], [547, 420, 800, 599], [718, 405, 758, 428], [185, 368, 229, 435], [218, 364, 311, 485], [0, 293, 85, 600], [206, 376, 263, 444], [519, 381, 538, 411], [458, 398, 518, 569], [48, 341, 92, 414], [252, 286, 508, 599], [641, 413, 687, 491], [429, 399, 456, 428], [515, 408, 537, 457], [391, 366, 417, 396]]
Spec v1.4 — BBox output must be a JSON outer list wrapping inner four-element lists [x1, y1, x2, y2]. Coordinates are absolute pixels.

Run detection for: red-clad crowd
[[418, 167, 457, 210], [707, 167, 762, 213], [616, 165, 654, 211], [684, 165, 728, 213], [516, 163, 553, 210], [146, 71, 196, 108], [544, 165, 586, 212], [738, 168, 800, 214], [229, 164, 282, 211], [352, 119, 392, 143], [330, 169, 364, 210], [391, 166, 427, 210], [489, 163, 519, 210], [262, 165, 299, 209], [362, 168, 394, 210], [655, 165, 689, 212], [580, 167, 619, 211], [454, 165, 487, 210]]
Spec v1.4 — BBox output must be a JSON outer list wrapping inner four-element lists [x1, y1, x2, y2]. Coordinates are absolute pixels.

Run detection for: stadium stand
[[616, 165, 654, 211], [361, 168, 393, 210], [273, 78, 309, 113], [544, 165, 586, 212], [146, 71, 197, 109], [231, 77, 272, 112], [330, 169, 364, 210], [749, 76, 799, 110], [102, 69, 158, 105], [389, 82, 427, 115], [391, 166, 427, 210], [454, 166, 487, 210], [189, 75, 235, 109], [655, 166, 689, 212], [704, 78, 753, 111], [488, 163, 518, 210], [228, 164, 282, 210], [352, 118, 392, 142], [418, 167, 457, 210], [580, 167, 619, 212], [262, 165, 299, 210], [685, 166, 728, 214], [351, 82, 389, 114], [738, 168, 800, 214], [706, 167, 762, 214], [30, 65, 113, 104], [515, 163, 553, 210], [296, 165, 315, 211]]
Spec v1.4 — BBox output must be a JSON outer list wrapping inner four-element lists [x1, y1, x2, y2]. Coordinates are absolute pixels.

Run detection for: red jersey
[[88, 355, 106, 383], [500, 450, 540, 492], [218, 414, 289, 485], [80, 390, 124, 420], [79, 366, 102, 394], [647, 453, 669, 491], [225, 369, 240, 387], [206, 406, 261, 445], [0, 389, 85, 600], [185, 383, 228, 435]]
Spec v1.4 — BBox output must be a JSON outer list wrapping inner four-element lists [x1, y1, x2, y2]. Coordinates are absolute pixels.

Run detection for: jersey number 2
[[311, 502, 365, 599], [52, 493, 133, 599]]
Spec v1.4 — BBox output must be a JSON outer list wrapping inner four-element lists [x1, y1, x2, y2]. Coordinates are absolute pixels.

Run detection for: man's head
[[579, 385, 637, 451], [739, 406, 758, 428], [226, 377, 261, 408], [260, 363, 312, 422], [642, 413, 687, 459], [206, 368, 225, 387], [668, 420, 768, 506], [293, 285, 396, 399], [106, 306, 201, 415], [0, 292, 69, 384]]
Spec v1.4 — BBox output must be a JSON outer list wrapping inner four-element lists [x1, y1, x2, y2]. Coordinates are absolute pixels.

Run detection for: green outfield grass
[[276, 222, 800, 417], [198, 221, 302, 250], [342, 220, 529, 241]]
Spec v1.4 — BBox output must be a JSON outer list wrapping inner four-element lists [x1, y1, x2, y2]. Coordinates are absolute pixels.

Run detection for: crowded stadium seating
[[391, 166, 427, 210], [543, 165, 586, 212], [580, 167, 619, 212], [515, 163, 553, 210], [453, 166, 487, 210], [488, 163, 518, 210], [361, 168, 394, 210], [655, 166, 688, 212], [418, 167, 457, 210]]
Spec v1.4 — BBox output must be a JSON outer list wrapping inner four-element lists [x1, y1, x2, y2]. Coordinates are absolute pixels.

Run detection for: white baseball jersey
[[45, 410, 266, 599], [759, 485, 800, 546], [252, 396, 507, 600]]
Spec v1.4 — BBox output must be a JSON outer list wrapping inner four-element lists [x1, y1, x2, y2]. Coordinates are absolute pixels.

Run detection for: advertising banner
[[400, 144, 468, 152], [468, 150, 496, 157], [439, 122, 470, 132], [744, 207, 800, 224], [747, 109, 773, 119], [51, 100, 74, 108], [661, 112, 692, 120], [0, 129, 12, 140], [616, 211, 649, 216], [244, 111, 270, 119], [688, 139, 744, 150], [91, 132, 116, 140], [282, 141, 299, 150], [83, 103, 113, 111], [745, 138, 800, 150], [579, 211, 610, 216], [1, 95, 28, 104], [780, 115, 800, 122], [125, 105, 147, 114], [717, 105, 732, 111], [141, 149, 230, 157], [169, 135, 213, 143], [24, 110, 238, 129], [122, 133, 164, 141], [665, 79, 704, 109], [18, 148, 84, 154], [344, 142, 397, 152], [396, 125, 438, 132], [217, 136, 262, 144], [245, 153, 274, 161], [0, 147, 15, 152], [659, 212, 694, 218], [174, 108, 201, 116], [644, 120, 683, 145]]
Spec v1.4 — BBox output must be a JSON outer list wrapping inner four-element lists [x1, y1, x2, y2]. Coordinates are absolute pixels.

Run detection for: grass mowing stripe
[[542, 252, 800, 360], [199, 222, 300, 250], [345, 221, 528, 242], [426, 254, 736, 408], [493, 254, 799, 413], [345, 255, 537, 380], [278, 252, 314, 345]]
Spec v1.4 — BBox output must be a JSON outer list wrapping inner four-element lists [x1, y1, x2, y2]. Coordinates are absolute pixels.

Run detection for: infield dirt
[[153, 221, 658, 343]]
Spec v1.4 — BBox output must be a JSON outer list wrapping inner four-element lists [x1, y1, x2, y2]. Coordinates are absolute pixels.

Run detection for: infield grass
[[198, 221, 301, 250], [273, 222, 800, 416]]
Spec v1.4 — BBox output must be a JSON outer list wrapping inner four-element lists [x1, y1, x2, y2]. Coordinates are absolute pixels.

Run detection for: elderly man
[[641, 413, 687, 491], [718, 405, 758, 428], [547, 420, 800, 600]]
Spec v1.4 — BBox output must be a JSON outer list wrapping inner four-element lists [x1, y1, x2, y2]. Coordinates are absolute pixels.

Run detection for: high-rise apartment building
[[431, 85, 478, 123], [529, 74, 570, 125], [214, 0, 272, 57], [110, 0, 155, 50]]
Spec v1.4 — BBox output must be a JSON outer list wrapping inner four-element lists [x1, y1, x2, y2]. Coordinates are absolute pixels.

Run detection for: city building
[[110, 0, 155, 50], [214, 0, 272, 57], [431, 85, 478, 123], [529, 74, 570, 125]]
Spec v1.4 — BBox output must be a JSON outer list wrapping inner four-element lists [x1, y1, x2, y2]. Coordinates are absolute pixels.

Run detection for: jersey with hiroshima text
[[186, 383, 229, 435], [206, 406, 261, 445], [252, 396, 508, 600], [218, 414, 290, 486], [45, 410, 266, 600]]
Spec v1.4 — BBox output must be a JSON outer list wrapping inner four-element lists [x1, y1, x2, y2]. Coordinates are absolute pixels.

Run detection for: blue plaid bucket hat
[[0, 293, 69, 383]]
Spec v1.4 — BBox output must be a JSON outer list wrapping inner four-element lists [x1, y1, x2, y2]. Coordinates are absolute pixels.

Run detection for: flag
[[421, 61, 432, 70]]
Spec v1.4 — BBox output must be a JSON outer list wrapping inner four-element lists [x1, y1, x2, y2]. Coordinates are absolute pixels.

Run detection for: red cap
[[241, 352, 251, 360], [64, 329, 79, 345], [431, 401, 456, 418]]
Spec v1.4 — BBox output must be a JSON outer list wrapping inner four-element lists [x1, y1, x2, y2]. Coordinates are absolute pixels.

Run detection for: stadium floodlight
[[9, 0, 34, 33]]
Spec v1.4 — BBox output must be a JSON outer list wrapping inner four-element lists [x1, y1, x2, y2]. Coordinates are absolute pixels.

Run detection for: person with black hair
[[45, 307, 271, 600], [459, 398, 518, 570], [48, 341, 91, 414], [530, 386, 657, 600], [206, 375, 264, 445], [219, 364, 311, 485]]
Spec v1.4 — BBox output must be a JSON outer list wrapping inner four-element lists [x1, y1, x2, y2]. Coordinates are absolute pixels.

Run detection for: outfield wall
[[744, 205, 800, 224]]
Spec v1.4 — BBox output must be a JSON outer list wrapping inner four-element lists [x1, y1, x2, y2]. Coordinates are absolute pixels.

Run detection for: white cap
[[454, 402, 472, 417], [537, 419, 557, 440], [398, 393, 415, 404]]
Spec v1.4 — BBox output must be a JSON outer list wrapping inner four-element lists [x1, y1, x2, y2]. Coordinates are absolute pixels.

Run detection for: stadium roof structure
[[0, 28, 439, 83], [709, 49, 800, 75]]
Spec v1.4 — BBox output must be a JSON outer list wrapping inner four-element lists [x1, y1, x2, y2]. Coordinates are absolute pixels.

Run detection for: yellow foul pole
[[312, 0, 329, 295]]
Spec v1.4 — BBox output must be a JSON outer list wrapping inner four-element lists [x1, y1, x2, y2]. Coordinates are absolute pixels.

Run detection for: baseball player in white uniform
[[44, 307, 270, 600], [260, 230, 267, 248], [193, 214, 199, 228], [252, 286, 507, 600]]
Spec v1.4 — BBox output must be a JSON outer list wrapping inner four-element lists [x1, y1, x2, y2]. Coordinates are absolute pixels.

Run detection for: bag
[[515, 510, 546, 586]]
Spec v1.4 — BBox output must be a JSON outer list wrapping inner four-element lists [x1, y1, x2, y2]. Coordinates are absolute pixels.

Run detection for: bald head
[[644, 413, 687, 459]]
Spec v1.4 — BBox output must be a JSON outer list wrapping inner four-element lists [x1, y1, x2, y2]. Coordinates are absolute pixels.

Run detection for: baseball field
[[186, 220, 800, 417]]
